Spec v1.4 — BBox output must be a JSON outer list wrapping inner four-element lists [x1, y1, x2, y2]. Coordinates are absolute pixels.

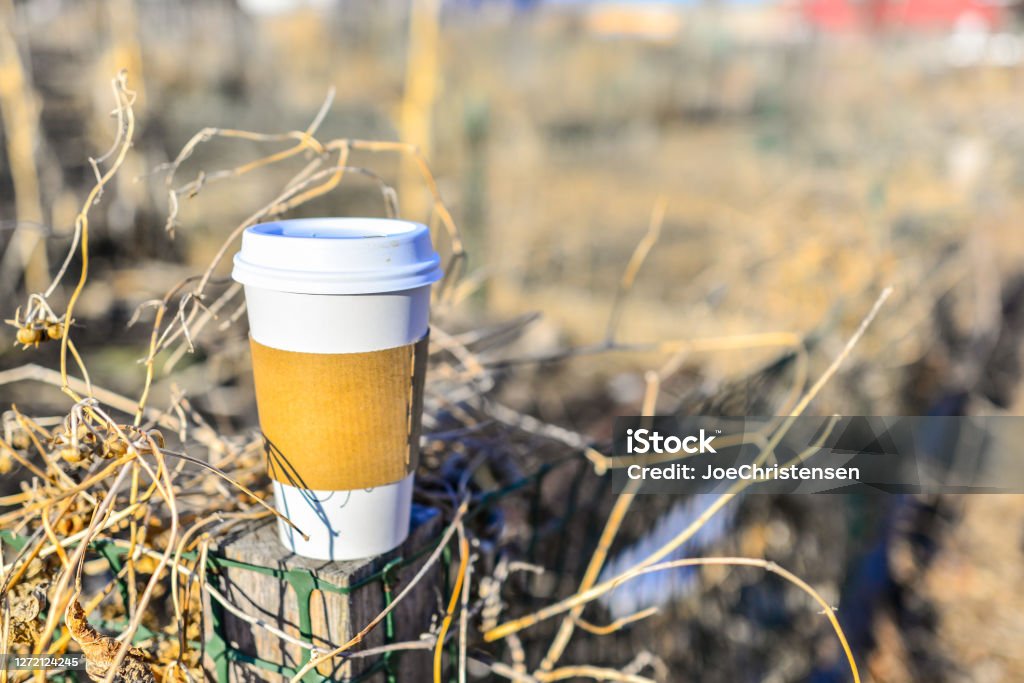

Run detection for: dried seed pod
[[59, 446, 89, 464], [78, 425, 100, 446], [66, 596, 155, 683], [46, 322, 64, 340], [55, 514, 85, 536], [6, 561, 51, 645], [132, 555, 159, 575], [5, 413, 32, 450], [16, 326, 41, 346], [103, 437, 129, 459]]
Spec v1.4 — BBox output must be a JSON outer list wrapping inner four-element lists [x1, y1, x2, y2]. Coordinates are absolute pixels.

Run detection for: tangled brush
[[0, 69, 890, 683]]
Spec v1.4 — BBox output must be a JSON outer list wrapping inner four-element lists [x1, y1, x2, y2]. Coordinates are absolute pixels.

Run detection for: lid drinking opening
[[250, 218, 419, 240]]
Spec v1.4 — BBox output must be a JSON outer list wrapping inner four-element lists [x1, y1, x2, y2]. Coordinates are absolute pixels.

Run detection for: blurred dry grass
[[1, 1, 1024, 682]]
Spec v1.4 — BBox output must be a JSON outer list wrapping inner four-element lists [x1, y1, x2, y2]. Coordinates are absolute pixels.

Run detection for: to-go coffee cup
[[232, 218, 441, 561]]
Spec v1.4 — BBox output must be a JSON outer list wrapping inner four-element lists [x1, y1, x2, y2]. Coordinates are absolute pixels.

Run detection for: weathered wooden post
[[203, 506, 440, 682]]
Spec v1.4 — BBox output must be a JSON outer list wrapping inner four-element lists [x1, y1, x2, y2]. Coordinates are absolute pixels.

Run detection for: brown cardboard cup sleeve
[[251, 333, 429, 490]]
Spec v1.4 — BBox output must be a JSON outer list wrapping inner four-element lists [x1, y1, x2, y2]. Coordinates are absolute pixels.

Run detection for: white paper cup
[[232, 218, 442, 561]]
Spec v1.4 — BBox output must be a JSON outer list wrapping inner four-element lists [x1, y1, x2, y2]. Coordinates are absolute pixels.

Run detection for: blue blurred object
[[598, 495, 736, 618]]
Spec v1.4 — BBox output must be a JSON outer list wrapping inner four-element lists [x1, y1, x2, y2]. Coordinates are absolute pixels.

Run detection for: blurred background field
[[2, 0, 1024, 681]]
